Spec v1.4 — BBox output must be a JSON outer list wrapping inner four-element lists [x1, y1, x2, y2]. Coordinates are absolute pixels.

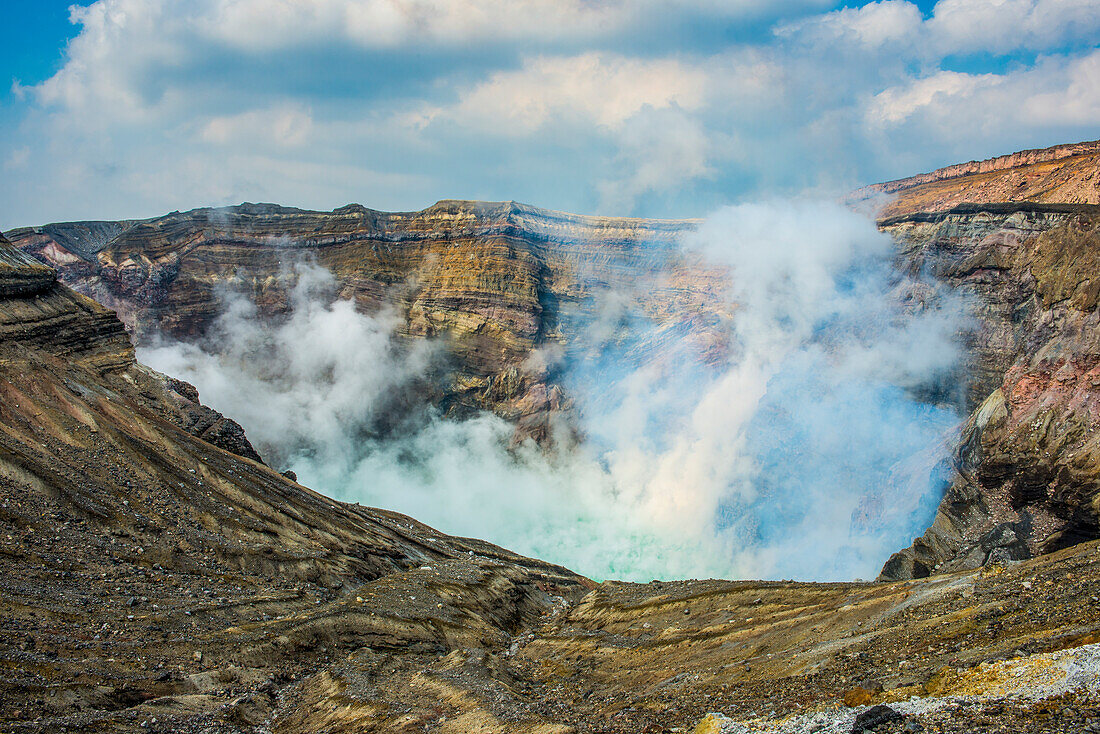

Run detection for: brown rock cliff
[[850, 139, 1100, 220]]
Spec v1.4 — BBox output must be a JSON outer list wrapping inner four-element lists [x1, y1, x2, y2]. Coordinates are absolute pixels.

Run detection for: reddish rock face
[[880, 206, 1100, 578]]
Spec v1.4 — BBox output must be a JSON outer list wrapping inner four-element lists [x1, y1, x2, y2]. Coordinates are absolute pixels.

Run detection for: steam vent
[[0, 137, 1099, 732]]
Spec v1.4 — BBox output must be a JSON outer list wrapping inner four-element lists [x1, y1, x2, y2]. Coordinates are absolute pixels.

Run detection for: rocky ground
[[509, 543, 1100, 733], [0, 231, 589, 732]]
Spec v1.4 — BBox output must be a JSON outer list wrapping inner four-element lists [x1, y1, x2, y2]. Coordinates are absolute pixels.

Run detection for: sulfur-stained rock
[[692, 712, 738, 733]]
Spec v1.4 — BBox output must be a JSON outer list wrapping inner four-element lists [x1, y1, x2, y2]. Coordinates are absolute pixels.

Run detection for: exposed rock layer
[[7, 201, 722, 440], [850, 139, 1100, 219], [0, 231, 57, 296], [4, 237, 1100, 732], [881, 204, 1100, 579], [5, 153, 1100, 731], [864, 143, 1100, 576], [0, 235, 588, 730]]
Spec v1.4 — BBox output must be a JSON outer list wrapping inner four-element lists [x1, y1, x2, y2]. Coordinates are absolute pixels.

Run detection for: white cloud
[[867, 48, 1100, 133], [430, 53, 709, 135], [190, 0, 615, 50], [866, 70, 995, 126], [199, 104, 314, 147], [780, 0, 1100, 57], [52, 0, 810, 60], [928, 0, 1100, 55], [597, 107, 716, 211], [1022, 50, 1100, 125], [37, 0, 185, 121], [3, 0, 1098, 225], [777, 0, 923, 51]]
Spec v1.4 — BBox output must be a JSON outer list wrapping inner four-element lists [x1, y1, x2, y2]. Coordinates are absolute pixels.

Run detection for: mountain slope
[[0, 230, 588, 730], [5, 231, 1100, 733], [849, 139, 1100, 220]]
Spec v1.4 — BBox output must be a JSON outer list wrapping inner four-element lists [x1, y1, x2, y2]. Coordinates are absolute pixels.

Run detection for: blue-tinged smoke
[[139, 200, 969, 582]]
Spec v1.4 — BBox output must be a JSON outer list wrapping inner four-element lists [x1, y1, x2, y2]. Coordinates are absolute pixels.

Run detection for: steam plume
[[140, 200, 968, 582]]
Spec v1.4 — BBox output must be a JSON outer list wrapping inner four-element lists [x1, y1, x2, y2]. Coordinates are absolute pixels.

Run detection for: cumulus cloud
[[199, 105, 314, 148], [866, 48, 1100, 144], [1022, 50, 1100, 125], [431, 53, 708, 135], [927, 0, 1100, 55], [185, 0, 807, 51], [781, 0, 1100, 56], [866, 70, 996, 126], [1, 0, 1098, 225], [776, 0, 923, 51], [596, 107, 717, 212]]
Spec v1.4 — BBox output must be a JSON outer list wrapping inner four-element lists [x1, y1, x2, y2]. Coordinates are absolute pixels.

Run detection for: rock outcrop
[[0, 233, 588, 730], [881, 204, 1100, 579], [1, 231, 266, 464], [0, 230, 132, 374], [0, 230, 57, 296], [6, 152, 1100, 731], [7, 201, 723, 441], [850, 139, 1100, 220]]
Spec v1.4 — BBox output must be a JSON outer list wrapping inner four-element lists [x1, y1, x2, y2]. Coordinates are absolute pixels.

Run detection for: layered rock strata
[[6, 177, 1100, 731], [5, 237, 1100, 731], [7, 202, 723, 440], [0, 232, 588, 730], [849, 139, 1100, 220], [881, 204, 1100, 578]]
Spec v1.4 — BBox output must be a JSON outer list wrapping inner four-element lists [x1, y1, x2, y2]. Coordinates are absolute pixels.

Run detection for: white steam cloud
[[143, 264, 437, 466], [139, 201, 968, 582]]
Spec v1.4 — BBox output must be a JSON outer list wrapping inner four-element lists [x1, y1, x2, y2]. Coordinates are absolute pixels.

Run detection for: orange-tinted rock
[[850, 139, 1100, 220]]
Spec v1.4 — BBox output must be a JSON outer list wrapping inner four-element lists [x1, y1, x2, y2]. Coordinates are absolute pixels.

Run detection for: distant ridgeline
[[848, 138, 1100, 220]]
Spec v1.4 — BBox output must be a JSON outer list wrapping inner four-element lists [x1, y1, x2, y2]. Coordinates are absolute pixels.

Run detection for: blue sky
[[1, 0, 1097, 226], [1, 2, 79, 89]]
